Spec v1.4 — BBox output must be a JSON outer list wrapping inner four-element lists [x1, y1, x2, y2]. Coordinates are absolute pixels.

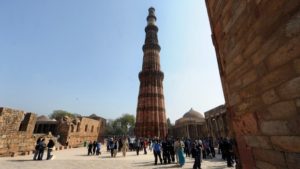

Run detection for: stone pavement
[[0, 147, 234, 169]]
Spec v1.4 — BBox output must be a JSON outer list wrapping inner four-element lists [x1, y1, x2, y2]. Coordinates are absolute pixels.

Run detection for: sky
[[0, 0, 224, 123]]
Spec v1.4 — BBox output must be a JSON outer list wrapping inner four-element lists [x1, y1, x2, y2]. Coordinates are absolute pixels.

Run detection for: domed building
[[173, 108, 207, 139]]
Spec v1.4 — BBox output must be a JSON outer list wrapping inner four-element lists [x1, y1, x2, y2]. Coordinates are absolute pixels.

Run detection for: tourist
[[122, 137, 129, 157], [174, 138, 180, 163], [203, 138, 210, 158], [33, 137, 42, 160], [177, 138, 185, 167], [113, 139, 119, 157], [92, 141, 97, 155], [135, 138, 141, 155], [88, 141, 93, 155], [191, 141, 202, 169], [184, 138, 191, 157], [46, 138, 55, 160], [109, 138, 115, 157], [143, 139, 148, 154], [37, 138, 46, 160], [162, 138, 171, 164], [223, 137, 234, 167], [220, 138, 226, 160], [106, 138, 111, 152], [217, 137, 222, 154], [96, 141, 101, 156], [153, 139, 163, 165], [209, 137, 215, 158], [118, 137, 123, 152], [148, 139, 152, 152], [169, 139, 175, 163]]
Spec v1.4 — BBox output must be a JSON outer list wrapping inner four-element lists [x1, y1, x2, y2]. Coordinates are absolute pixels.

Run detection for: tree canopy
[[104, 113, 135, 136], [49, 110, 75, 120]]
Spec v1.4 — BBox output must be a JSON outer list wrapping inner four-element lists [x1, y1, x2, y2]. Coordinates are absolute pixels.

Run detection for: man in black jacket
[[191, 141, 202, 169], [46, 139, 55, 160]]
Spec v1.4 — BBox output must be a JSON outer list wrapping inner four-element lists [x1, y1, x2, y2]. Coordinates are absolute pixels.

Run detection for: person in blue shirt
[[152, 139, 163, 165], [96, 141, 101, 155]]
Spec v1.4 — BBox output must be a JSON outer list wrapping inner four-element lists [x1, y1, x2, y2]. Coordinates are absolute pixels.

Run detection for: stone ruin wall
[[205, 1, 300, 169], [0, 107, 37, 156], [204, 105, 228, 140], [57, 117, 102, 147]]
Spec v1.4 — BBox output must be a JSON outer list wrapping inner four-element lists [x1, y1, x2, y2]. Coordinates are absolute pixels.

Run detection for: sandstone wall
[[57, 117, 101, 147], [205, 1, 300, 169], [205, 105, 228, 140], [0, 107, 37, 156]]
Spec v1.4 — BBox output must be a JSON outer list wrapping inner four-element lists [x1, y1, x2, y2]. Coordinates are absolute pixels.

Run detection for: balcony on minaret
[[147, 7, 156, 25]]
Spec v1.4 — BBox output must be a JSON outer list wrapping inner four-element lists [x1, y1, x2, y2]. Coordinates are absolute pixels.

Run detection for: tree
[[103, 114, 135, 136], [167, 118, 173, 128], [114, 114, 135, 128], [49, 110, 75, 120]]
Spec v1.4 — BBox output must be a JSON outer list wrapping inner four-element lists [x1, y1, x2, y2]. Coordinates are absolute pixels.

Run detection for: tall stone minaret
[[135, 7, 167, 138]]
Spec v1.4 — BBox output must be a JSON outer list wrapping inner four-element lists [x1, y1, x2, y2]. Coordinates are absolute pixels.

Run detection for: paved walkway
[[0, 148, 234, 169]]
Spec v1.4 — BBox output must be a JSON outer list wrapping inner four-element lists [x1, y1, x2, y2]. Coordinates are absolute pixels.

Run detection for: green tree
[[103, 114, 135, 136], [114, 114, 135, 128], [49, 110, 75, 120], [167, 118, 173, 128]]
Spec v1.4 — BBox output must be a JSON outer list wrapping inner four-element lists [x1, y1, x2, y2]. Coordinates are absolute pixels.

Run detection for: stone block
[[232, 112, 258, 135], [277, 77, 300, 100], [296, 99, 300, 107], [262, 89, 280, 105], [227, 59, 253, 83], [259, 65, 296, 93], [260, 120, 291, 135], [265, 34, 300, 70], [244, 135, 272, 149], [287, 115, 300, 135], [294, 59, 300, 74], [285, 10, 300, 37], [256, 62, 269, 78], [285, 152, 300, 169], [235, 135, 255, 169], [242, 70, 258, 87], [256, 160, 284, 169], [253, 148, 286, 166], [271, 136, 300, 152], [267, 101, 297, 120]]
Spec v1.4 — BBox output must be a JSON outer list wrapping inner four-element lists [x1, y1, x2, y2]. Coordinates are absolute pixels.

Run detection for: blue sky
[[0, 0, 224, 123]]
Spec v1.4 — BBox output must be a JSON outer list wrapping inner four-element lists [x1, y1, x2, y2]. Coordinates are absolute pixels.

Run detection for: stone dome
[[183, 108, 204, 119], [37, 115, 56, 122], [175, 108, 205, 126]]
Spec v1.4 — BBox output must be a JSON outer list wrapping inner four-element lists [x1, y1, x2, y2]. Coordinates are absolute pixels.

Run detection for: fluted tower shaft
[[135, 7, 167, 138]]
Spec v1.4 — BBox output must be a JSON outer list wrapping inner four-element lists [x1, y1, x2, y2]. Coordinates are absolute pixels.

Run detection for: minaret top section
[[147, 7, 156, 25]]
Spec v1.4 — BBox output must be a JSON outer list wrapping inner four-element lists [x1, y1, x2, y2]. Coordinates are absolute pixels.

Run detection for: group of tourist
[[87, 141, 101, 156], [32, 135, 235, 168], [101, 136, 236, 168], [106, 136, 129, 157], [33, 137, 55, 160]]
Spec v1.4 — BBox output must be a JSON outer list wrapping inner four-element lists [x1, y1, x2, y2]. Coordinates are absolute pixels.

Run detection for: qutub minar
[[135, 7, 168, 138]]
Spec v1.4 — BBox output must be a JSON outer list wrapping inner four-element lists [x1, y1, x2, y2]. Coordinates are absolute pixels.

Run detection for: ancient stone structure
[[0, 106, 106, 156], [205, 1, 300, 169], [34, 115, 57, 135], [173, 108, 207, 139], [0, 107, 37, 156], [33, 114, 106, 146], [56, 115, 105, 147], [205, 105, 228, 140], [88, 114, 106, 141], [135, 7, 167, 138]]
